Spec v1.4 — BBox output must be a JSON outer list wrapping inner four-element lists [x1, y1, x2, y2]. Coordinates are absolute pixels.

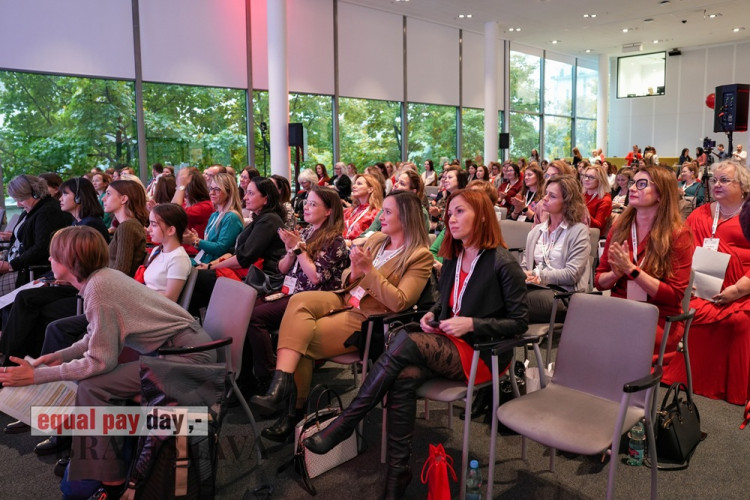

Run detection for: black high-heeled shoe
[[261, 408, 303, 443], [250, 370, 296, 416]]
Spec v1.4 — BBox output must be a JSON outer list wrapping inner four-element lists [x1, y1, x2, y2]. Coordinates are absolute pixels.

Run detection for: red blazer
[[584, 193, 613, 231]]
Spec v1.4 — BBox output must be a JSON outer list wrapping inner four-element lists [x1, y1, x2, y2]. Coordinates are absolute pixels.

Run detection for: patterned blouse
[[288, 226, 350, 294], [343, 204, 379, 240]]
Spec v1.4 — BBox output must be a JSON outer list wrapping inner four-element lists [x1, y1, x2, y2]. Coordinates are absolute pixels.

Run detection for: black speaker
[[499, 132, 510, 149], [714, 84, 749, 133], [288, 123, 304, 147]]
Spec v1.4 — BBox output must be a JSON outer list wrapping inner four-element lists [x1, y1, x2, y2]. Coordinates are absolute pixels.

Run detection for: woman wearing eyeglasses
[[595, 166, 694, 356], [663, 161, 750, 405], [581, 163, 613, 232]]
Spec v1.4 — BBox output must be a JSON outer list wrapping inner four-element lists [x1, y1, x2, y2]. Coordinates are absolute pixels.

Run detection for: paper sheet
[[0, 279, 45, 309], [692, 246, 731, 301], [0, 358, 77, 424]]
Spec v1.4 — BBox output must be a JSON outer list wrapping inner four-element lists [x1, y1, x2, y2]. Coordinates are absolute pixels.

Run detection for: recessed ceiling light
[[585, 49, 592, 53], [508, 27, 522, 32], [551, 40, 560, 44], [458, 14, 472, 19], [733, 27, 746, 32], [583, 14, 597, 18], [622, 28, 629, 33]]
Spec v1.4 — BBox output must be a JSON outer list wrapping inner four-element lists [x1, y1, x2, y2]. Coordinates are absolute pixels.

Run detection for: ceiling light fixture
[[458, 14, 472, 19], [653, 39, 659, 43], [622, 28, 629, 33], [585, 49, 592, 53], [551, 40, 560, 44], [733, 27, 746, 32], [583, 14, 597, 18], [508, 27, 522, 32]]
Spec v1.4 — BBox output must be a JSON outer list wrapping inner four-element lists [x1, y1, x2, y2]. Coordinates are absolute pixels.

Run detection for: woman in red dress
[[595, 166, 694, 356], [301, 189, 528, 498], [315, 163, 331, 186], [342, 174, 382, 241], [497, 162, 523, 212], [662, 161, 750, 405], [581, 163, 613, 232]]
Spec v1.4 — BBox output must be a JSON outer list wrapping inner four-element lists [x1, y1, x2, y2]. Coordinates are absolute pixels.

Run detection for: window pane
[[252, 90, 270, 175], [575, 118, 597, 157], [461, 107, 484, 161], [143, 83, 247, 170], [509, 112, 539, 160], [0, 71, 137, 182], [544, 59, 573, 116], [617, 52, 666, 98], [544, 116, 572, 160], [576, 66, 598, 119], [407, 103, 457, 165], [339, 97, 401, 167], [290, 93, 333, 172], [510, 51, 541, 113]]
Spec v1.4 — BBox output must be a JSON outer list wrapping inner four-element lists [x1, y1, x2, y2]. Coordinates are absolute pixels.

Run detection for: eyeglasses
[[581, 174, 597, 181], [627, 179, 654, 190], [709, 176, 737, 186], [209, 187, 222, 193]]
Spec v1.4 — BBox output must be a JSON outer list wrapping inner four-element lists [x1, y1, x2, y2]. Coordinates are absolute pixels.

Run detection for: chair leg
[[486, 354, 501, 500], [231, 377, 266, 461], [447, 402, 453, 431]]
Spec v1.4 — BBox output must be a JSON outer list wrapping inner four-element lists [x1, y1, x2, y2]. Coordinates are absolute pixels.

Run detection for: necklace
[[719, 203, 743, 220]]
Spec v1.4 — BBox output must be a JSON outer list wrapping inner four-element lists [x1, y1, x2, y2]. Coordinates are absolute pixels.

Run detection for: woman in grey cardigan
[[522, 174, 591, 322]]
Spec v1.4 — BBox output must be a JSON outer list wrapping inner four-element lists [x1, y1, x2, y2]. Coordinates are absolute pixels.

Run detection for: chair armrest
[[158, 337, 232, 356], [623, 365, 662, 393], [489, 334, 542, 355], [665, 309, 696, 324], [381, 310, 427, 325]]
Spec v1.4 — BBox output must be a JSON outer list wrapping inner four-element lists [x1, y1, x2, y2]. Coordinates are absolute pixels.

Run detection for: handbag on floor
[[281, 385, 360, 495], [654, 382, 704, 469], [420, 443, 457, 500]]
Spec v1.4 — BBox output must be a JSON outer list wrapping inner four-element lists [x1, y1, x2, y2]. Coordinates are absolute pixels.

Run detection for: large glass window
[[0, 71, 137, 182], [510, 51, 541, 113], [461, 107, 484, 162], [617, 52, 666, 98], [575, 118, 597, 156], [509, 112, 539, 160], [289, 93, 333, 172], [576, 66, 598, 119], [338, 97, 401, 168], [143, 83, 247, 170], [408, 103, 457, 165], [544, 59, 573, 117]]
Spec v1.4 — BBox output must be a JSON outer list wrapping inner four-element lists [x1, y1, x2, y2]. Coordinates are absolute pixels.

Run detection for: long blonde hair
[[611, 166, 687, 280], [211, 172, 243, 223], [381, 191, 429, 272], [352, 174, 384, 211]]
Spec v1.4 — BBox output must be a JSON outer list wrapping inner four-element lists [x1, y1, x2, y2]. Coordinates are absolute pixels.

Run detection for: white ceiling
[[346, 0, 750, 58]]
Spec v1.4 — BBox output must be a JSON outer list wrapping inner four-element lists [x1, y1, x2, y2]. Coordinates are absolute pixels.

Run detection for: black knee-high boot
[[303, 331, 424, 454], [382, 377, 420, 500]]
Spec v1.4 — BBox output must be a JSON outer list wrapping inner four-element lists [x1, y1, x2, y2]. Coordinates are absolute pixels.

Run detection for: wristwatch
[[293, 247, 303, 256], [629, 267, 641, 280]]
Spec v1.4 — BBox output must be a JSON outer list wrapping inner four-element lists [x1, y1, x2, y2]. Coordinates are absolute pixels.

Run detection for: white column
[[483, 21, 499, 163], [267, 0, 290, 178], [597, 54, 609, 155]]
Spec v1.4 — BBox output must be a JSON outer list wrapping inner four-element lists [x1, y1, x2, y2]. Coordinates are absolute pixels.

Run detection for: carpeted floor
[[1, 357, 749, 499]]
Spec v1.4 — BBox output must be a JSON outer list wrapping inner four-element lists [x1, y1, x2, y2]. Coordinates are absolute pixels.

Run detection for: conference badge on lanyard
[[626, 222, 647, 302]]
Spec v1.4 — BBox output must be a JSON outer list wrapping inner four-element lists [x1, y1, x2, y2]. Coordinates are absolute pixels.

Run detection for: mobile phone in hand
[[426, 319, 440, 329]]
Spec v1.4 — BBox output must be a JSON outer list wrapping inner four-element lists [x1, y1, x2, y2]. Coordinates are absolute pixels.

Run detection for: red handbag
[[420, 443, 457, 500]]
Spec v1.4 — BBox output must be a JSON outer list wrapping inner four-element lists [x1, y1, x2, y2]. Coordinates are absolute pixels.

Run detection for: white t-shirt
[[143, 246, 191, 293]]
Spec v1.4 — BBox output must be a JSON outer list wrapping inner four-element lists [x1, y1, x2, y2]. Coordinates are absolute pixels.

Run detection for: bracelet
[[207, 262, 212, 270]]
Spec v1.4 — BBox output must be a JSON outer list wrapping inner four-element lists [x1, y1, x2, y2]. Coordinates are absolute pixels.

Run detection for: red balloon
[[706, 93, 715, 109]]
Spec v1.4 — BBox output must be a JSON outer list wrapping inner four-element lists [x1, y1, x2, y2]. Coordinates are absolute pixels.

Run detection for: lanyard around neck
[[452, 249, 483, 316]]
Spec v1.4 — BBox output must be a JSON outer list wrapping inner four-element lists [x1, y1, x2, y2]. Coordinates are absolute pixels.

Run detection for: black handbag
[[654, 382, 704, 469]]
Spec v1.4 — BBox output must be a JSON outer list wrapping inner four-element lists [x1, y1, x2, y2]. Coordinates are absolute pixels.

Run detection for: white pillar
[[483, 21, 499, 163], [597, 54, 609, 155], [267, 0, 290, 178]]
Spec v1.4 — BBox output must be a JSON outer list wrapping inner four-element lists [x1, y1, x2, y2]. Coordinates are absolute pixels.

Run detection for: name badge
[[194, 250, 205, 262], [348, 286, 367, 308], [627, 281, 648, 302], [281, 275, 298, 295], [703, 238, 720, 252]]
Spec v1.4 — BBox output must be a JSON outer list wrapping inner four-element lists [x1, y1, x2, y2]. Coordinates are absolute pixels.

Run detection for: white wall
[[608, 41, 750, 158]]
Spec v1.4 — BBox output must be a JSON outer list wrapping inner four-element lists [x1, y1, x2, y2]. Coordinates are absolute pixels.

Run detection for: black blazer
[[330, 174, 351, 200], [430, 246, 529, 368]]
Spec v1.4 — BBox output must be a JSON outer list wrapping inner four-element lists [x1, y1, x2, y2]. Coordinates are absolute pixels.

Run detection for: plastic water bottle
[[627, 421, 646, 466], [466, 459, 482, 500]]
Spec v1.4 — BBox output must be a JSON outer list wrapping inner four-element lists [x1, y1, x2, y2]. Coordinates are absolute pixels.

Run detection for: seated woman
[[142, 203, 192, 302], [343, 174, 383, 241], [103, 180, 149, 277], [534, 160, 577, 224], [522, 174, 591, 322], [475, 164, 490, 183], [0, 226, 215, 499], [421, 160, 437, 187], [429, 167, 468, 232], [91, 172, 113, 228], [250, 191, 433, 438], [678, 161, 705, 209], [0, 175, 73, 296], [497, 162, 523, 212], [189, 177, 286, 315], [509, 165, 543, 222], [301, 189, 529, 498], [315, 163, 330, 187], [581, 163, 613, 232], [270, 174, 297, 230], [243, 187, 349, 441], [185, 172, 244, 266], [172, 167, 215, 256], [595, 165, 694, 356], [611, 167, 633, 215], [662, 161, 750, 405], [360, 169, 430, 237], [293, 168, 318, 220]]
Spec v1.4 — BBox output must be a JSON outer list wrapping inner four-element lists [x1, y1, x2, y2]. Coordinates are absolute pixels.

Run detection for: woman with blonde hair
[[185, 172, 244, 265], [581, 163, 613, 231], [595, 165, 694, 356], [343, 174, 383, 240]]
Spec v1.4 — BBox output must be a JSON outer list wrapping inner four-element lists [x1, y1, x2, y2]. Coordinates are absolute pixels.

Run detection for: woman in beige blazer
[[251, 190, 433, 441]]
